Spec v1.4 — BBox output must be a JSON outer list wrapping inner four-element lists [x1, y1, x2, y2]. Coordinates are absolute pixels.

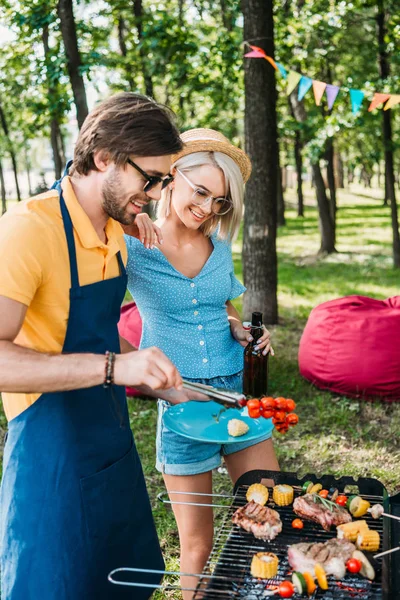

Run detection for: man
[[0, 93, 200, 599]]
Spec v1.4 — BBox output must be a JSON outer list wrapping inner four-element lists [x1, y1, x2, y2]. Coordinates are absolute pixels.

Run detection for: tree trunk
[[133, 0, 154, 98], [43, 24, 64, 179], [294, 130, 304, 216], [242, 0, 278, 324], [335, 152, 344, 188], [377, 0, 400, 266], [57, 0, 89, 129], [290, 95, 336, 253], [0, 102, 21, 202], [220, 0, 234, 30], [325, 138, 337, 224], [0, 159, 6, 214], [277, 163, 285, 227], [118, 17, 135, 91], [24, 142, 33, 196]]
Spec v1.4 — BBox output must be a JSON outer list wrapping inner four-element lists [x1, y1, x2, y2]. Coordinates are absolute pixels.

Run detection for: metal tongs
[[182, 379, 247, 409]]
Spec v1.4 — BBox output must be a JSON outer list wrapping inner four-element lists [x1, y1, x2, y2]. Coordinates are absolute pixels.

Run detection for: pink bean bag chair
[[298, 295, 400, 401], [118, 301, 143, 397]]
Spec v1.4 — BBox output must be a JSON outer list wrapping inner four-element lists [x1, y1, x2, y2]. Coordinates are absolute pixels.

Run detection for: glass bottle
[[243, 311, 269, 397]]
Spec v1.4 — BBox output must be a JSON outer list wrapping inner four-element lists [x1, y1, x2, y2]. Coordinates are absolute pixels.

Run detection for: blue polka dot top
[[124, 234, 246, 378]]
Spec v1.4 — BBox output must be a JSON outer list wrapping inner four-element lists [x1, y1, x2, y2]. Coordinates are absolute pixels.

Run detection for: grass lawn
[[127, 184, 400, 598]]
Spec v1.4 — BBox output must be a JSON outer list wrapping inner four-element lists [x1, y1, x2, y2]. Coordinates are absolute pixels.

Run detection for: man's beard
[[102, 170, 144, 225]]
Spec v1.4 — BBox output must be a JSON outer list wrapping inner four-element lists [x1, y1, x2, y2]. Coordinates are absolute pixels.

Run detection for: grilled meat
[[288, 539, 356, 578], [293, 494, 352, 531], [232, 500, 282, 541]]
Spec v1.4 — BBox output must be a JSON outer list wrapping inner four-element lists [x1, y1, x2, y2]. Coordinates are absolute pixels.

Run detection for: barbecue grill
[[109, 469, 400, 599]]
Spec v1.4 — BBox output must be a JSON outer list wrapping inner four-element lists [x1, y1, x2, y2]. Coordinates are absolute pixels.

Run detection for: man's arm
[[0, 296, 182, 393]]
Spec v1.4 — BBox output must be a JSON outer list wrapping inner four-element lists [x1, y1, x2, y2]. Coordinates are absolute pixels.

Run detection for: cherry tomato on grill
[[260, 397, 275, 411], [247, 399, 261, 419], [346, 558, 362, 574], [336, 495, 348, 507], [285, 413, 299, 426], [285, 398, 296, 412], [274, 397, 287, 410], [319, 489, 329, 499], [277, 581, 295, 598], [292, 518, 304, 529]]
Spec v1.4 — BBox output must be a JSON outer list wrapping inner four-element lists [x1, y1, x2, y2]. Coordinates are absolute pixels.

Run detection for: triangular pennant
[[244, 44, 266, 59], [312, 80, 326, 106], [368, 93, 391, 112], [384, 94, 400, 110], [287, 71, 302, 96], [276, 62, 288, 79], [349, 89, 365, 114], [264, 55, 278, 70], [326, 84, 340, 110], [298, 76, 313, 101]]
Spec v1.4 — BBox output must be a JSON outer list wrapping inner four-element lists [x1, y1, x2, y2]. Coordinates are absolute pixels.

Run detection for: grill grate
[[193, 476, 391, 600]]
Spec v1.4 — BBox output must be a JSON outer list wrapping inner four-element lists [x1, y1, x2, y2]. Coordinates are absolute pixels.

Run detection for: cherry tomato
[[247, 398, 261, 419], [292, 518, 304, 529], [274, 397, 287, 410], [285, 398, 296, 412], [278, 581, 295, 598], [273, 411, 287, 423], [262, 409, 275, 419], [286, 413, 299, 426], [346, 558, 362, 574], [260, 397, 275, 411], [336, 495, 348, 507], [319, 489, 329, 499], [277, 426, 289, 434]]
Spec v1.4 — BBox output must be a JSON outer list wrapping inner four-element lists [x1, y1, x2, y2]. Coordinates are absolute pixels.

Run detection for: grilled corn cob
[[356, 530, 380, 552], [273, 484, 294, 506], [246, 483, 269, 506], [250, 552, 279, 579], [227, 419, 249, 437], [337, 520, 369, 542]]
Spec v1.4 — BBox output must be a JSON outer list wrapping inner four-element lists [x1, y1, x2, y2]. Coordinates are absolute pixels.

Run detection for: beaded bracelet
[[103, 351, 116, 388]]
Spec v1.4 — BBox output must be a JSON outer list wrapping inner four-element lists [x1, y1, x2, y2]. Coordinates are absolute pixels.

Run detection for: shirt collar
[[61, 176, 124, 253]]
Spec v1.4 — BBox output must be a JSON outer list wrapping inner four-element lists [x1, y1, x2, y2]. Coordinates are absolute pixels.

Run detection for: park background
[[0, 1, 399, 596]]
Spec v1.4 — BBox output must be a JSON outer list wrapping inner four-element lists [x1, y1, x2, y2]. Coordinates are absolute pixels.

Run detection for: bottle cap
[[242, 321, 251, 331]]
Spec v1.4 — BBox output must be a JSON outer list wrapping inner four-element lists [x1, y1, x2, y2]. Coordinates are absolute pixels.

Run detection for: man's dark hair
[[72, 93, 182, 175]]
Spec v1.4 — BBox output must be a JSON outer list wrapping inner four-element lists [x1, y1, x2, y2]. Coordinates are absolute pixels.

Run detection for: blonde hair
[[156, 151, 244, 240]]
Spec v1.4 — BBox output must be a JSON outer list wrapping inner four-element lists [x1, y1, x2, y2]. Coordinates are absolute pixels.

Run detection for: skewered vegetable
[[302, 481, 313, 495], [250, 552, 279, 579], [352, 550, 376, 580], [302, 572, 317, 595], [273, 484, 294, 506], [328, 487, 339, 501], [346, 558, 362, 574], [277, 582, 295, 598], [292, 572, 307, 594], [356, 529, 380, 552], [347, 496, 371, 517], [246, 483, 269, 506], [368, 504, 384, 519], [309, 483, 322, 495], [227, 419, 249, 437], [335, 495, 348, 507], [337, 520, 369, 542], [314, 564, 328, 590], [318, 489, 329, 499]]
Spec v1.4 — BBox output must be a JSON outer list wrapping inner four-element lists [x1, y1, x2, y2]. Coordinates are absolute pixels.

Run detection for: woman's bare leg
[[224, 438, 279, 487]]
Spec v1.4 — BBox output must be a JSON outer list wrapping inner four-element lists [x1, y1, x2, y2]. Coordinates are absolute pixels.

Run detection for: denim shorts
[[156, 371, 273, 476]]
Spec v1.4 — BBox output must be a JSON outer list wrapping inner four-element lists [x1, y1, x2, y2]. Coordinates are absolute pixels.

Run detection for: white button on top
[[192, 299, 198, 304], [198, 325, 203, 330], [194, 310, 199, 316], [202, 358, 208, 363], [190, 282, 195, 288], [199, 340, 205, 346]]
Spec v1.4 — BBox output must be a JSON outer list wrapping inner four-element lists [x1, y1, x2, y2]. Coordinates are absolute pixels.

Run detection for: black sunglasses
[[126, 158, 174, 192]]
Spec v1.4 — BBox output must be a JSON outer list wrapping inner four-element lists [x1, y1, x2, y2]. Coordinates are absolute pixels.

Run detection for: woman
[[125, 129, 279, 599]]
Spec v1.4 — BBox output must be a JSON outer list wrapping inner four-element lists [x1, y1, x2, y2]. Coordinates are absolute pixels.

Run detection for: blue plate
[[162, 400, 274, 444]]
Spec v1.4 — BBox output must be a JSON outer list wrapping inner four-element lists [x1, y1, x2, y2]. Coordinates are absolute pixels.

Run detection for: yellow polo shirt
[[0, 176, 127, 421]]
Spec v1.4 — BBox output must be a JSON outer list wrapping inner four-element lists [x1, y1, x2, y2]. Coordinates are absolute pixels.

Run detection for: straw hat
[[172, 128, 252, 183]]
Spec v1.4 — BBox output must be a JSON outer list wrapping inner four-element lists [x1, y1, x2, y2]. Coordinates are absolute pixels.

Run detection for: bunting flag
[[312, 80, 327, 106], [384, 95, 400, 110], [298, 76, 313, 101], [244, 49, 400, 114], [287, 71, 302, 96], [368, 93, 391, 112], [349, 89, 365, 114]]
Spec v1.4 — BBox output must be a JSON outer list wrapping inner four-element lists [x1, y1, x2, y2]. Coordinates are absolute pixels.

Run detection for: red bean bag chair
[[298, 295, 400, 401], [118, 301, 143, 397]]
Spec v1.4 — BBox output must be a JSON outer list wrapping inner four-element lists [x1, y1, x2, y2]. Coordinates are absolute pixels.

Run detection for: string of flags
[[244, 45, 400, 114]]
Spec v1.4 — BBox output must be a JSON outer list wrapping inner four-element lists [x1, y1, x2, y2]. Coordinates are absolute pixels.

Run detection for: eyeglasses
[[127, 158, 174, 192], [177, 169, 233, 216]]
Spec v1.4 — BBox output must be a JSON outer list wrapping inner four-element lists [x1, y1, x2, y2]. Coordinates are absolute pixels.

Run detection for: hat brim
[[172, 139, 252, 183]]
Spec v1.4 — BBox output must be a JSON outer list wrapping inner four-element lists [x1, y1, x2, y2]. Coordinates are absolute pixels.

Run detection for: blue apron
[[0, 171, 164, 599]]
